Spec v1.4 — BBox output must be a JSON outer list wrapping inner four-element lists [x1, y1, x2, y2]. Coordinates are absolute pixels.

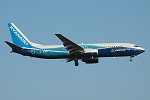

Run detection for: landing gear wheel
[[74, 57, 79, 66], [130, 56, 132, 61], [75, 62, 79, 66]]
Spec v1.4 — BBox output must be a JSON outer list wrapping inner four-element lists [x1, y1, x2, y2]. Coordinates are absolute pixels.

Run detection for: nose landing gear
[[130, 57, 132, 61], [130, 55, 137, 61]]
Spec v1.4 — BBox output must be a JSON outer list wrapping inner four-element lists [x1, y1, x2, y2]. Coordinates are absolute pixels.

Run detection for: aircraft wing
[[55, 34, 84, 54]]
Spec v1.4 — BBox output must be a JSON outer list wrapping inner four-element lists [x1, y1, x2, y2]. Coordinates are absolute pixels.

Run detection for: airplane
[[5, 23, 145, 66]]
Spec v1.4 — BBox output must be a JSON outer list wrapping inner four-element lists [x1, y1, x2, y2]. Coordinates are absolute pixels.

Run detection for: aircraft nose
[[140, 48, 145, 53]]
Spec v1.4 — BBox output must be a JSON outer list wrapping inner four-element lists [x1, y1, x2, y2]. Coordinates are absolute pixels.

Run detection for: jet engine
[[82, 58, 99, 64]]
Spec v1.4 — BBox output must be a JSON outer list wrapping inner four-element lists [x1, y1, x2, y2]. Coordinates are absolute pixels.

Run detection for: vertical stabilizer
[[8, 23, 33, 48]]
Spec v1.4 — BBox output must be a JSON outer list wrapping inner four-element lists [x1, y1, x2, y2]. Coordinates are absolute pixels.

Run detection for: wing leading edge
[[55, 34, 84, 55]]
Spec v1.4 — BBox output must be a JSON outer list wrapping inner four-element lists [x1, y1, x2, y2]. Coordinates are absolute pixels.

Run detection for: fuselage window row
[[39, 46, 124, 51]]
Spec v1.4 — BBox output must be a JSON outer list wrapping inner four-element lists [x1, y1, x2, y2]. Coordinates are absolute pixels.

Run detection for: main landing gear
[[66, 57, 79, 66], [74, 58, 79, 66]]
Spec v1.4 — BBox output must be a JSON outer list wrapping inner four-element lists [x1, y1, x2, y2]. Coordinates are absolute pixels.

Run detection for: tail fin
[[8, 23, 33, 48]]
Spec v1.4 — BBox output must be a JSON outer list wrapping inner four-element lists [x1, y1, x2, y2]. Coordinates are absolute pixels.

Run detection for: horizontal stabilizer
[[5, 41, 22, 51]]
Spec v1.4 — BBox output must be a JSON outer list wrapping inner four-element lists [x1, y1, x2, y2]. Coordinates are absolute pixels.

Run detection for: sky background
[[0, 0, 150, 100]]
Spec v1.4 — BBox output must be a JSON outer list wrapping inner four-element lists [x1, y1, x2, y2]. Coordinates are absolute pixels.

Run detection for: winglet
[[55, 33, 69, 43]]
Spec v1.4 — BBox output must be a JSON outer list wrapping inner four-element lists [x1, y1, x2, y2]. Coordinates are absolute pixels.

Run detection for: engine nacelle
[[82, 58, 99, 64]]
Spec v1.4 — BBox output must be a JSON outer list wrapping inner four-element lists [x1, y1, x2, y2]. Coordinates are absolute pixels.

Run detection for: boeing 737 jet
[[5, 23, 145, 66]]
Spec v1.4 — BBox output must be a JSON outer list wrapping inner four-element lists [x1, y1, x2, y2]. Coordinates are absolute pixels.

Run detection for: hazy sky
[[1, 0, 150, 100]]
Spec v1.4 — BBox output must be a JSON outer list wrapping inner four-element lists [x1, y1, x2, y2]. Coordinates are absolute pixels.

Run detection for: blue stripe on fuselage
[[13, 45, 142, 59], [15, 48, 69, 59]]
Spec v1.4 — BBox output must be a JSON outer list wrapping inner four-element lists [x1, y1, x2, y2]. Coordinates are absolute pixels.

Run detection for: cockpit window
[[134, 45, 139, 47]]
